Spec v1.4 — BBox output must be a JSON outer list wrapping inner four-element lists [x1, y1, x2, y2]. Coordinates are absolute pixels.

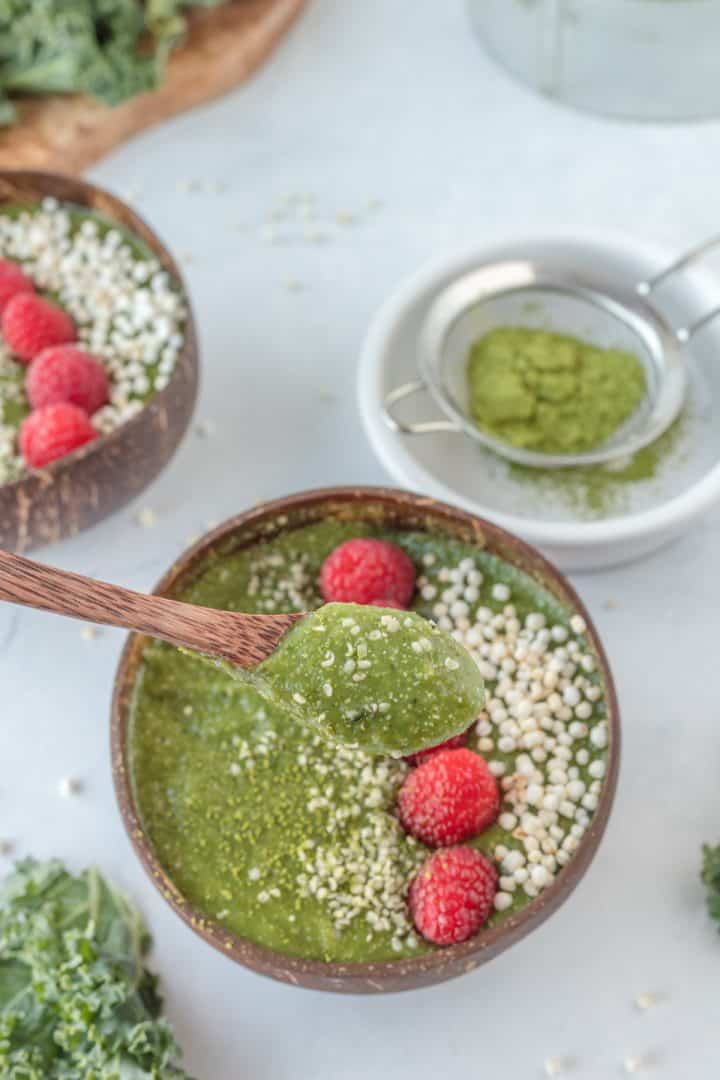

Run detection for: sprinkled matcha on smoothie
[[257, 602, 485, 755], [467, 327, 647, 455]]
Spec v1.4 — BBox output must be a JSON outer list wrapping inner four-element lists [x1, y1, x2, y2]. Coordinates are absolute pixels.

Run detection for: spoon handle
[[0, 549, 300, 668]]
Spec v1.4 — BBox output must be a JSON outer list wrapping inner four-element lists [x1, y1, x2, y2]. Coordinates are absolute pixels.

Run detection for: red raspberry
[[405, 730, 469, 767], [2, 292, 75, 362], [320, 538, 416, 607], [20, 403, 98, 468], [0, 259, 34, 313], [408, 846, 498, 945], [26, 346, 109, 414], [397, 748, 499, 847]]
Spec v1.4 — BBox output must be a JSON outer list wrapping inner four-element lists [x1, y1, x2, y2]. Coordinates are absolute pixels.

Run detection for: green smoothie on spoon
[[256, 601, 485, 756]]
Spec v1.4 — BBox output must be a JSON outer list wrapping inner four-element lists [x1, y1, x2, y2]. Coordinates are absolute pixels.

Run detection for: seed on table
[[58, 776, 82, 797]]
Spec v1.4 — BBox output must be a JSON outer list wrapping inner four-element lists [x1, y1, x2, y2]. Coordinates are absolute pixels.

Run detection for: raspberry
[[405, 730, 469, 767], [320, 538, 416, 607], [408, 846, 498, 946], [2, 292, 75, 362], [0, 259, 34, 314], [20, 403, 98, 468], [397, 748, 499, 847], [27, 346, 109, 414]]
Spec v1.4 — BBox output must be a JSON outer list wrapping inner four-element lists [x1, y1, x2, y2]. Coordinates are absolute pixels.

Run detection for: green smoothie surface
[[129, 519, 609, 964], [257, 602, 485, 755]]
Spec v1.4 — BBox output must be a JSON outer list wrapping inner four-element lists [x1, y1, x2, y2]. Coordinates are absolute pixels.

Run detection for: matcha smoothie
[[130, 519, 610, 964]]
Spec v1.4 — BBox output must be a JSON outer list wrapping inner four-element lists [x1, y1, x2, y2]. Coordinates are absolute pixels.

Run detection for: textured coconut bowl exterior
[[112, 487, 620, 994], [0, 170, 198, 551]]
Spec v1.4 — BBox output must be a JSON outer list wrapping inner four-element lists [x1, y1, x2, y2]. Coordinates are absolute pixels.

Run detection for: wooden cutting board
[[0, 0, 306, 175]]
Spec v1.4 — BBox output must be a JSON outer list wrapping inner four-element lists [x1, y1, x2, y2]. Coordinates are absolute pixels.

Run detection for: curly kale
[[702, 843, 720, 930], [0, 0, 224, 124], [0, 859, 193, 1079]]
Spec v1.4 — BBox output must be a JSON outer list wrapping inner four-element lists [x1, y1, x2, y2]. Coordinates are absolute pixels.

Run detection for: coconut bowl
[[0, 170, 198, 551], [111, 486, 620, 994]]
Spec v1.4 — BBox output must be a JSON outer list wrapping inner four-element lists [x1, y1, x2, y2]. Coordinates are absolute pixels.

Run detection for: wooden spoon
[[0, 549, 303, 668]]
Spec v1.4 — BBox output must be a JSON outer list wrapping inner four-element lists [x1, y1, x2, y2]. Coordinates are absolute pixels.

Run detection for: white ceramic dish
[[358, 232, 720, 572]]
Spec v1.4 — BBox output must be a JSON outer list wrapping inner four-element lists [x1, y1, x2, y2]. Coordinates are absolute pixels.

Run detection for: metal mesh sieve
[[383, 237, 720, 469]]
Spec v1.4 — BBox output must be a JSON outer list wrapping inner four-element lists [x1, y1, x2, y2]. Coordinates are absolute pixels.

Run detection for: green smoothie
[[129, 520, 609, 963], [257, 602, 485, 755]]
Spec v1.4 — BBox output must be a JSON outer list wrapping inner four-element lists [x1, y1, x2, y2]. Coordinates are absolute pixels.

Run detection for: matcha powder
[[508, 414, 685, 518], [467, 327, 647, 455]]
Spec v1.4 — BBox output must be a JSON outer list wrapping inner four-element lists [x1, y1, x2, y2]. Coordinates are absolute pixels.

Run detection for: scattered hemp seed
[[623, 1054, 652, 1074], [177, 178, 202, 193], [135, 508, 157, 528], [544, 1058, 574, 1077], [336, 211, 356, 225], [285, 278, 304, 292], [0, 840, 14, 857], [635, 992, 661, 1012], [194, 420, 215, 438], [58, 776, 83, 798], [80, 626, 99, 641]]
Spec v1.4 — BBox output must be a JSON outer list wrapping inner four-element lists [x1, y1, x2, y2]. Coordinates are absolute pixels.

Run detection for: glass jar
[[469, 0, 720, 122]]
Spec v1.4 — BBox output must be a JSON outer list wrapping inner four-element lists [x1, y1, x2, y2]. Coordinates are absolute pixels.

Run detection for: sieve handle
[[382, 380, 462, 436], [636, 232, 720, 343], [537, 0, 566, 96]]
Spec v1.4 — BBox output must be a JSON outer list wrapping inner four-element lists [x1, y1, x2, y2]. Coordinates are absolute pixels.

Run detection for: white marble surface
[[2, 2, 720, 1077]]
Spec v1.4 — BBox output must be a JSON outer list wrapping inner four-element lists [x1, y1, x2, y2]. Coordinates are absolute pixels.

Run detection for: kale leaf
[[701, 843, 720, 929], [0, 0, 224, 124], [0, 858, 193, 1079]]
